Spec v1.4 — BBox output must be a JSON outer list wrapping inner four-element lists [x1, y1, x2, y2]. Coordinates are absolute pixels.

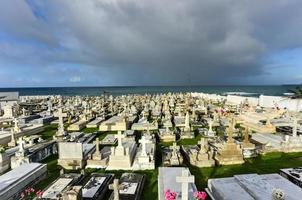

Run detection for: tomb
[[86, 138, 109, 169], [82, 173, 114, 200], [99, 116, 133, 131], [86, 117, 104, 128], [282, 117, 302, 153], [159, 126, 176, 142], [206, 173, 302, 200], [182, 138, 215, 167], [42, 173, 84, 199], [180, 112, 194, 139], [10, 137, 30, 169], [107, 131, 137, 170], [131, 118, 158, 131], [58, 142, 95, 170], [0, 163, 47, 200], [100, 134, 117, 145], [162, 142, 183, 166], [109, 173, 145, 200], [279, 167, 302, 188], [132, 135, 156, 170], [241, 127, 257, 158], [214, 126, 244, 165]]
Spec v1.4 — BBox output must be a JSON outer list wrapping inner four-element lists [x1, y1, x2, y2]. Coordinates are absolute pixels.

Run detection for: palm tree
[[289, 86, 302, 99], [288, 85, 302, 112]]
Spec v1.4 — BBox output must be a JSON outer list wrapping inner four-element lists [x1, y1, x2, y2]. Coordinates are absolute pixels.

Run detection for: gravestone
[[215, 125, 244, 165]]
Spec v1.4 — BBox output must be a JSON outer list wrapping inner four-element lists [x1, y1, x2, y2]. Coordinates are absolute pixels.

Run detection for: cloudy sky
[[0, 0, 301, 87]]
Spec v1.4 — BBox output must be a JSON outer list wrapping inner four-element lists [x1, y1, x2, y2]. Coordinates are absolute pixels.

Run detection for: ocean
[[0, 85, 299, 97]]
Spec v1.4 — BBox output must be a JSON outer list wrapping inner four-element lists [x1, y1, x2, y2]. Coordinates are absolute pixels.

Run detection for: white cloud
[[69, 76, 81, 83]]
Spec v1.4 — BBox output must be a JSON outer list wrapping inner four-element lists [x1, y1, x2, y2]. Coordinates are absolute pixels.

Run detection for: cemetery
[[0, 91, 302, 199]]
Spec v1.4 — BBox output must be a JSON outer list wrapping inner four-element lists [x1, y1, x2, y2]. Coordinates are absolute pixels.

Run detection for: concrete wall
[[226, 94, 301, 111]]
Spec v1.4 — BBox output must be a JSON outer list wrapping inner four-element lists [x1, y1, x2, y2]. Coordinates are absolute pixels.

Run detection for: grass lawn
[[41, 124, 58, 140], [38, 126, 302, 199]]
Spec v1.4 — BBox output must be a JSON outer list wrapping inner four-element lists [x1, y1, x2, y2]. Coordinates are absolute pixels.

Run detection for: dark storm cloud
[[0, 0, 302, 85]]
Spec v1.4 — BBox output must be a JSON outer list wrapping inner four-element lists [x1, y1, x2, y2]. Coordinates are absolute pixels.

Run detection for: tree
[[288, 85, 302, 112]]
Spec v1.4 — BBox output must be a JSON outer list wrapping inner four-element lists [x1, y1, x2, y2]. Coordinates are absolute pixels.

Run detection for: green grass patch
[[41, 124, 57, 140]]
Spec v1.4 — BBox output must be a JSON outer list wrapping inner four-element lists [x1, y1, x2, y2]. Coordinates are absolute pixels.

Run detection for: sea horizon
[[0, 85, 300, 97]]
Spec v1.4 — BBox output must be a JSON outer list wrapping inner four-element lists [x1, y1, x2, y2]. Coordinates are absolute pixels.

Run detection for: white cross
[[115, 131, 125, 148], [17, 137, 25, 153], [170, 142, 180, 157], [54, 101, 67, 136], [109, 179, 124, 200], [139, 136, 151, 157], [176, 169, 195, 200], [93, 138, 100, 154]]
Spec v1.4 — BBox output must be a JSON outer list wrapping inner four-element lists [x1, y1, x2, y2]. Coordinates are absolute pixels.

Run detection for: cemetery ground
[[38, 125, 302, 199]]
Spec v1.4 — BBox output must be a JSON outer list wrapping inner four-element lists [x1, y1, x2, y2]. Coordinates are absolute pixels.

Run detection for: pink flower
[[36, 190, 43, 198], [194, 191, 207, 200], [21, 192, 25, 198], [164, 189, 177, 200]]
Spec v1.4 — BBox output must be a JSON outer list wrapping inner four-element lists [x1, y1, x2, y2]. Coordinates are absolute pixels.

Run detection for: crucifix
[[176, 169, 195, 200], [109, 179, 124, 200]]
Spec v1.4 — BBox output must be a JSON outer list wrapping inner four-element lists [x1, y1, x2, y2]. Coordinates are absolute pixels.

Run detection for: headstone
[[176, 169, 195, 200]]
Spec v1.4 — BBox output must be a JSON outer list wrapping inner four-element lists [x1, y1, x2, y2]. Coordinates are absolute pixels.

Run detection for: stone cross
[[176, 169, 195, 200], [170, 142, 180, 157], [17, 137, 25, 153], [13, 118, 20, 133], [47, 100, 52, 113], [115, 131, 125, 148], [54, 103, 67, 137], [227, 126, 234, 143], [198, 138, 207, 153], [109, 179, 124, 200], [93, 138, 100, 154], [139, 136, 151, 157]]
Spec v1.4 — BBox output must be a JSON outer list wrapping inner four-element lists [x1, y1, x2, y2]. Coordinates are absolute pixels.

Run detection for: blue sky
[[0, 0, 301, 87]]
